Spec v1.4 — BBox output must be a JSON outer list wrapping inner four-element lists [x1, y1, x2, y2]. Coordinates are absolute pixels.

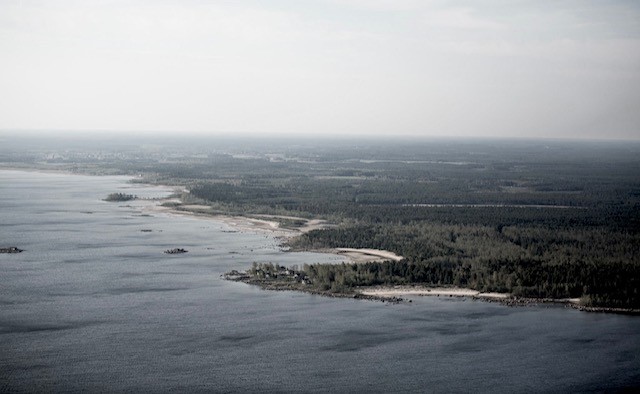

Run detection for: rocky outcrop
[[1, 246, 24, 253], [104, 193, 136, 202], [164, 248, 188, 254], [222, 269, 402, 303]]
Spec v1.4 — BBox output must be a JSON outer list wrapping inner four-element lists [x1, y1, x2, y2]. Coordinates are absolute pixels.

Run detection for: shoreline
[[4, 167, 639, 315], [358, 286, 640, 314], [0, 167, 402, 264], [141, 198, 406, 264], [145, 195, 640, 315], [226, 275, 640, 314], [359, 285, 512, 300], [140, 200, 303, 238]]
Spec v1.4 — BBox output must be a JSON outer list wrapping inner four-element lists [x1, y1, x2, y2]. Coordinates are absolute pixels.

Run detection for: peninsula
[[4, 136, 639, 312], [223, 262, 640, 314]]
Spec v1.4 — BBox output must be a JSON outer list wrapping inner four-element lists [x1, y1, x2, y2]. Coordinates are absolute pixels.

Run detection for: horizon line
[[1, 128, 639, 143]]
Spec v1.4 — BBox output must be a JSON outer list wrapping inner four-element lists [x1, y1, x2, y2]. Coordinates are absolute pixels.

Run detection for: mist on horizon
[[1, 0, 639, 140]]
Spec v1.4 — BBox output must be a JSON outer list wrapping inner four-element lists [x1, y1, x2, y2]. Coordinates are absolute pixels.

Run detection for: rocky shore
[[223, 269, 640, 314], [223, 270, 403, 303], [164, 248, 188, 254], [570, 305, 640, 315]]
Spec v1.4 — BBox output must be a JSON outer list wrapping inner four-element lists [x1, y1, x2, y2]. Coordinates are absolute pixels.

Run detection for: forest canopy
[[5, 136, 639, 308]]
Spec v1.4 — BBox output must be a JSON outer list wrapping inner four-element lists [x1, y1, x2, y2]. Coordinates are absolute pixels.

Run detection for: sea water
[[1, 170, 639, 393]]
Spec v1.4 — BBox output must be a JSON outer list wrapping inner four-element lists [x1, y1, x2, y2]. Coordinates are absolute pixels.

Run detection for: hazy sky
[[1, 0, 639, 139]]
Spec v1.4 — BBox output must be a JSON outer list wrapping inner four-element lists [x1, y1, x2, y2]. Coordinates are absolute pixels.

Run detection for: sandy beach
[[358, 286, 587, 306], [359, 286, 510, 299], [335, 248, 404, 263], [141, 199, 405, 264], [141, 200, 297, 237]]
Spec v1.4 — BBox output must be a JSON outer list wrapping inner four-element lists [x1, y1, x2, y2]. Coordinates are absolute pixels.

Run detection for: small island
[[164, 248, 188, 254], [104, 192, 136, 202], [1, 246, 24, 253]]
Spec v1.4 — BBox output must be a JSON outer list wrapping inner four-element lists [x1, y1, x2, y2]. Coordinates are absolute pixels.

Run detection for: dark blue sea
[[1, 170, 639, 393]]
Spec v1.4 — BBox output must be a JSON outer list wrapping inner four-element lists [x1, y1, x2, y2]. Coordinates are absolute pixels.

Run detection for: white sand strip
[[359, 286, 510, 299]]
